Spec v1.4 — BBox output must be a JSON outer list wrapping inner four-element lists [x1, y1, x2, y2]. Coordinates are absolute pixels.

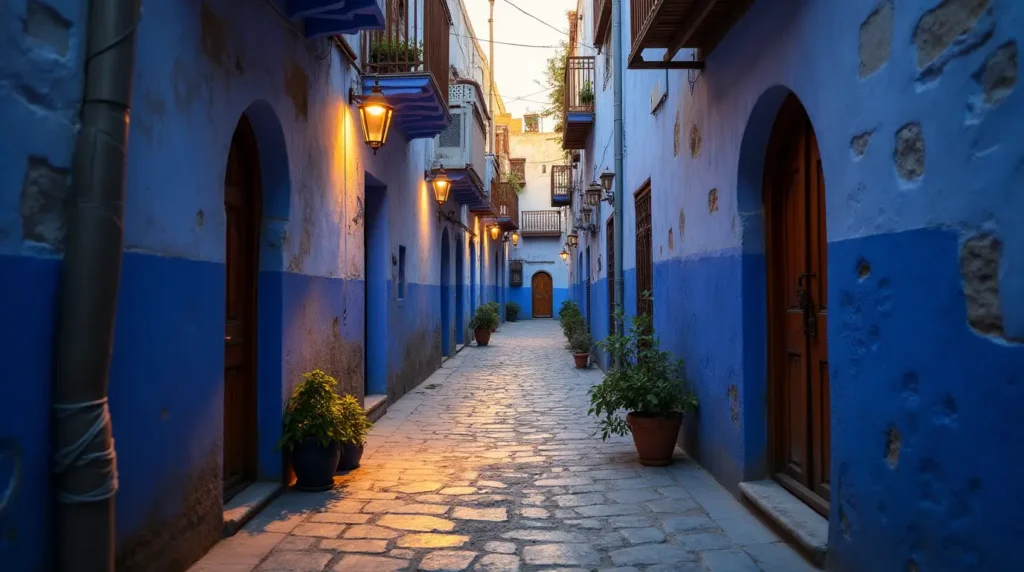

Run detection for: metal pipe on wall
[[611, 0, 625, 365], [488, 0, 496, 154], [53, 1, 141, 569]]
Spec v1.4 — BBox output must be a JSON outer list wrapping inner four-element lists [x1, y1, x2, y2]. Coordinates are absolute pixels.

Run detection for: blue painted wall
[[574, 0, 1024, 569]]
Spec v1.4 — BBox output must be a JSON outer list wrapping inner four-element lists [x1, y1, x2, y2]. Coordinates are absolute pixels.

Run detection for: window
[[510, 260, 523, 287], [398, 245, 407, 299], [635, 182, 653, 318], [542, 164, 547, 174]]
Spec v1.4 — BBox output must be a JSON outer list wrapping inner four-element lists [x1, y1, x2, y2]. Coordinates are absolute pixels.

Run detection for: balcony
[[628, 0, 753, 69], [509, 158, 526, 188], [494, 182, 519, 231], [551, 165, 572, 207], [469, 177, 497, 218], [520, 210, 562, 237], [360, 0, 452, 139], [593, 0, 611, 48], [562, 56, 595, 150], [432, 80, 489, 210], [287, 0, 385, 37]]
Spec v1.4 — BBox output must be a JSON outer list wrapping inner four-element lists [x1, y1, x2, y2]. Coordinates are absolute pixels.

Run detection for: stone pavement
[[191, 320, 816, 572]]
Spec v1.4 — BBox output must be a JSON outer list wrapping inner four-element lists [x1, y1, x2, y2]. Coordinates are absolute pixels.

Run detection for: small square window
[[542, 164, 547, 174], [398, 245, 407, 299]]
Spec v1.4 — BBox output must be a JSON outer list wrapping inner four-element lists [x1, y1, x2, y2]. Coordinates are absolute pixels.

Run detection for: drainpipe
[[488, 0, 495, 153], [53, 1, 141, 570], [611, 0, 625, 367]]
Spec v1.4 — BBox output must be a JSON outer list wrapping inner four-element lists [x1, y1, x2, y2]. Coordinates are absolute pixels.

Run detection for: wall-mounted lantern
[[560, 247, 569, 261], [567, 231, 579, 249], [511, 231, 520, 246], [586, 182, 602, 207], [600, 170, 615, 203], [430, 168, 451, 206], [489, 224, 500, 241], [580, 206, 593, 226], [356, 76, 394, 154]]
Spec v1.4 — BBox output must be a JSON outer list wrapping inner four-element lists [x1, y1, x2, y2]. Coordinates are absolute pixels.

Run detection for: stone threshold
[[222, 481, 283, 537], [365, 393, 388, 422], [739, 479, 828, 568]]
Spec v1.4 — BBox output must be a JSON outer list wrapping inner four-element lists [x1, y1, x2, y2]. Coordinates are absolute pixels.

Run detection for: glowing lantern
[[358, 76, 394, 154], [431, 168, 451, 205]]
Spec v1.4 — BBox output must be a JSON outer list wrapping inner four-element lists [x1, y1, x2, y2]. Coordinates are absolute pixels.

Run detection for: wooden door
[[765, 96, 830, 516], [223, 116, 261, 500], [634, 182, 653, 317], [532, 272, 553, 318]]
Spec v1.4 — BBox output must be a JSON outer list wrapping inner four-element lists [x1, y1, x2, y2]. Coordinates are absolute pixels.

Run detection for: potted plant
[[506, 301, 521, 322], [587, 298, 698, 466], [570, 328, 592, 368], [579, 81, 595, 106], [471, 305, 499, 345], [337, 394, 373, 471], [559, 300, 585, 343], [485, 301, 501, 332], [279, 370, 347, 491]]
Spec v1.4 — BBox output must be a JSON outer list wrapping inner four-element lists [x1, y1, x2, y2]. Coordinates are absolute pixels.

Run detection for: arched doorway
[[455, 235, 464, 345], [764, 94, 830, 516], [532, 272, 553, 318], [223, 115, 261, 499], [441, 228, 451, 357]]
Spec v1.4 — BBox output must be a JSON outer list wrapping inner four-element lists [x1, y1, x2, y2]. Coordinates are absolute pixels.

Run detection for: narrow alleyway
[[192, 321, 814, 572]]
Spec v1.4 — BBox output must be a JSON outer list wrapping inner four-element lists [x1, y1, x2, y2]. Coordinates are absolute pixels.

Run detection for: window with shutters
[[635, 181, 653, 318]]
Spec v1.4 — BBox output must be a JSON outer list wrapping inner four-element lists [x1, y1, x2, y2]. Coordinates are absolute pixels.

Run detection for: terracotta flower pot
[[573, 353, 589, 368], [626, 412, 683, 467], [475, 329, 492, 346]]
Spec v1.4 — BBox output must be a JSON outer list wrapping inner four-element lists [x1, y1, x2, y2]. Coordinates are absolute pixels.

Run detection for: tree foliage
[[541, 40, 570, 135]]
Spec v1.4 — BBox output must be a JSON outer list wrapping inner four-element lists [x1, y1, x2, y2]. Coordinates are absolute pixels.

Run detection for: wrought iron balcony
[[494, 182, 519, 231], [593, 0, 611, 48], [287, 0, 385, 37], [551, 165, 572, 207], [359, 0, 452, 139], [562, 56, 595, 150], [628, 0, 751, 69], [520, 210, 562, 237]]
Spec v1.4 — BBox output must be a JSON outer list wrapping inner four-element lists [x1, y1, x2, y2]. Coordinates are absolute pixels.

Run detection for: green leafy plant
[[470, 305, 499, 331], [337, 394, 373, 446], [570, 328, 592, 354], [579, 81, 595, 106], [505, 301, 521, 321], [558, 300, 585, 341], [587, 295, 699, 440], [368, 38, 423, 68], [505, 170, 522, 191], [541, 39, 570, 135], [278, 370, 347, 451]]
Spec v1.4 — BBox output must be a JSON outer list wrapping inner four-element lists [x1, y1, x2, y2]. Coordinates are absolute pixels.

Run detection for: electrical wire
[[450, 31, 562, 49], [501, 0, 595, 50]]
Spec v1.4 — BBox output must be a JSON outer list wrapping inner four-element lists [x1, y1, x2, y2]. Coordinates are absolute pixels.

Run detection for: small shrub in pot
[[337, 394, 373, 471], [570, 328, 592, 368], [279, 370, 346, 491], [484, 301, 501, 331], [471, 305, 499, 345], [506, 301, 521, 322], [587, 295, 698, 466]]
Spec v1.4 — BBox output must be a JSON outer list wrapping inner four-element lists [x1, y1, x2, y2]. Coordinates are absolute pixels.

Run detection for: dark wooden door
[[532, 272, 553, 318], [635, 182, 653, 317], [607, 219, 615, 335], [223, 116, 261, 500], [766, 96, 830, 516]]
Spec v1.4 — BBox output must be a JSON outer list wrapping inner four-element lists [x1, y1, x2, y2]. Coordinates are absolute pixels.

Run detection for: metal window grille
[[635, 183, 653, 318], [607, 218, 615, 335]]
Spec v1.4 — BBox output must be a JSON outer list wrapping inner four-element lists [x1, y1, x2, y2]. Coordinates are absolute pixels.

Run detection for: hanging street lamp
[[430, 168, 451, 206], [580, 206, 593, 226], [489, 224, 500, 240], [567, 231, 579, 249], [586, 182, 602, 207], [511, 231, 520, 246], [599, 170, 615, 203], [560, 247, 569, 261], [357, 76, 394, 154]]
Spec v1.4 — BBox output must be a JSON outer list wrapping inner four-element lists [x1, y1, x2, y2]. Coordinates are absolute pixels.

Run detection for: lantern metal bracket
[[435, 208, 477, 238]]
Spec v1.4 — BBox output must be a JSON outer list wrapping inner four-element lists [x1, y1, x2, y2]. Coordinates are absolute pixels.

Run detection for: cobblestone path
[[192, 320, 814, 572]]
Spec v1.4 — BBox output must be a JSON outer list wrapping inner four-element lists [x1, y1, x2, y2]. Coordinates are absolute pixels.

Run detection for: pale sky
[[462, 0, 578, 130]]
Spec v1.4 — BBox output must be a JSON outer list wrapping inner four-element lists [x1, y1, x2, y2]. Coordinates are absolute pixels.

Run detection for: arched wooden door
[[532, 272, 553, 318], [223, 115, 261, 499], [765, 95, 830, 516]]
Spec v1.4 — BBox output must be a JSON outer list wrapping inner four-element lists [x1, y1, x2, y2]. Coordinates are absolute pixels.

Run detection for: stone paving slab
[[191, 321, 816, 572]]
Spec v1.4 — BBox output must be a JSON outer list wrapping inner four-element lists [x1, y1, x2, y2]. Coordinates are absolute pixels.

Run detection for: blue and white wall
[[0, 0, 501, 568], [507, 131, 571, 318], [574, 0, 1023, 569]]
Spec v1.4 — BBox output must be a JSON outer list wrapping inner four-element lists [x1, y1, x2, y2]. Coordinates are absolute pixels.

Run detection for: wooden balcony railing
[[594, 0, 611, 47], [564, 56, 596, 115], [628, 0, 749, 69], [364, 0, 451, 97], [551, 165, 572, 205], [630, 0, 656, 56], [520, 210, 562, 236], [495, 182, 519, 228], [510, 158, 526, 187]]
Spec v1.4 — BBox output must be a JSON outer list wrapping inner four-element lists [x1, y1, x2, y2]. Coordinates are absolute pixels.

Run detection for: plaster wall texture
[[572, 0, 1024, 569], [0, 0, 501, 569]]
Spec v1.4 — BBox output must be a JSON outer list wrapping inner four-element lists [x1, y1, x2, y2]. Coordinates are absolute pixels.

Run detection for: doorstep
[[739, 480, 829, 568], [365, 393, 388, 422], [222, 481, 283, 536]]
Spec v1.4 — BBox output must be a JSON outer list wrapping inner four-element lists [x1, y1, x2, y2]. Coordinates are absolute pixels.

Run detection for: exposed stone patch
[[673, 110, 681, 157], [19, 156, 69, 248], [960, 234, 1006, 338], [667, 228, 674, 251], [285, 61, 310, 120], [975, 41, 1018, 106], [851, 131, 874, 158], [913, 0, 992, 71], [859, 1, 894, 78], [23, 0, 72, 57], [726, 385, 740, 427], [857, 259, 871, 280], [690, 123, 702, 158], [894, 123, 925, 182], [885, 425, 902, 469], [678, 209, 685, 242], [707, 188, 719, 213]]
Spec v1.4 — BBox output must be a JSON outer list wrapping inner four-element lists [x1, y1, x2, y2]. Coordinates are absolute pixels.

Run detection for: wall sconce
[[567, 231, 579, 249], [430, 168, 451, 206], [511, 231, 519, 246], [502, 232, 510, 243], [559, 247, 569, 261], [600, 169, 615, 203], [489, 225, 500, 240], [586, 182, 602, 207], [354, 76, 394, 154]]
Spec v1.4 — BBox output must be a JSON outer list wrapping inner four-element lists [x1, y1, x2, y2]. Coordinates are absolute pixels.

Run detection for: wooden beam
[[629, 56, 706, 70], [664, 0, 719, 62]]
